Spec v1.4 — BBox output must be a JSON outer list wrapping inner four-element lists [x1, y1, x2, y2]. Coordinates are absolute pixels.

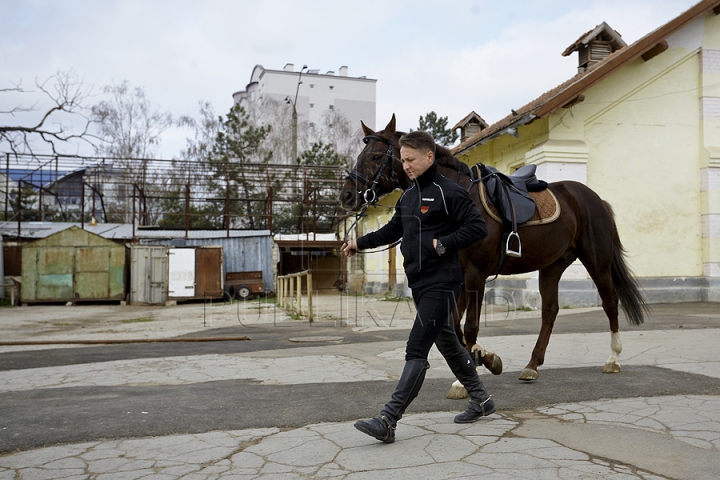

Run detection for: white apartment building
[[233, 63, 377, 158]]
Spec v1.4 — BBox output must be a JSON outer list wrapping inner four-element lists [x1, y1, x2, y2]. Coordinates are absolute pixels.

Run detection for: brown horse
[[340, 115, 647, 387]]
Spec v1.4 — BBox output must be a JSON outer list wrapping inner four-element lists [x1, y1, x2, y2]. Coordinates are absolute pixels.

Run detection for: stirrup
[[506, 231, 521, 258]]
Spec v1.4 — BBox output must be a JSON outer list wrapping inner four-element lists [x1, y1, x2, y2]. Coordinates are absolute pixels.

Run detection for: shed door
[[149, 248, 168, 304], [36, 247, 74, 301], [131, 247, 167, 305], [75, 247, 110, 300], [168, 248, 195, 297], [195, 248, 222, 298]]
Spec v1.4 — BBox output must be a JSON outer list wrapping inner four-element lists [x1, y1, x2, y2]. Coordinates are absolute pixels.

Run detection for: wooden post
[[296, 274, 302, 316], [307, 271, 313, 323], [279, 277, 285, 308], [288, 275, 294, 310]]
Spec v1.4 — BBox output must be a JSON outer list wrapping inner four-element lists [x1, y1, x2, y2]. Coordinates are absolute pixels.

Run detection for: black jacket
[[356, 162, 488, 288]]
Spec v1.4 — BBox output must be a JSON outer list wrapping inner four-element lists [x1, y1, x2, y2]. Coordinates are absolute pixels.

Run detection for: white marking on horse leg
[[603, 331, 622, 373], [447, 380, 469, 399], [471, 343, 486, 358]]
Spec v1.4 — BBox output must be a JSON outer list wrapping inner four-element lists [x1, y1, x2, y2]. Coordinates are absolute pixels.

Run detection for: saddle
[[470, 163, 551, 261]]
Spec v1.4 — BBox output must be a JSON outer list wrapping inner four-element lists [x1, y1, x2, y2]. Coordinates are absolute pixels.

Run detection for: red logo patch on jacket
[[420, 205, 430, 214]]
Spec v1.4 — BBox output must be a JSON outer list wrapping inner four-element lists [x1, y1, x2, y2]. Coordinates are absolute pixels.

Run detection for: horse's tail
[[604, 201, 648, 326]]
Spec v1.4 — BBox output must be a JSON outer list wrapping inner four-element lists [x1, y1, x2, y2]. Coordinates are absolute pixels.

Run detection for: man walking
[[342, 131, 495, 444]]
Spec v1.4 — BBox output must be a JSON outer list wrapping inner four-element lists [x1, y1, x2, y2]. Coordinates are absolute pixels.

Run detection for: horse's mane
[[436, 144, 472, 177]]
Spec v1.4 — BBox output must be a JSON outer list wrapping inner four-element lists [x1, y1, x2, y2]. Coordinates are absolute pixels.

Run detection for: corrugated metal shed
[[21, 226, 126, 303], [185, 237, 274, 292], [141, 236, 274, 293], [3, 222, 275, 293]]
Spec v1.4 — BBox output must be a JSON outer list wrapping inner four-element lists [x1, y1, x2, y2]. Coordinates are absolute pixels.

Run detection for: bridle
[[345, 134, 398, 207], [343, 134, 402, 251]]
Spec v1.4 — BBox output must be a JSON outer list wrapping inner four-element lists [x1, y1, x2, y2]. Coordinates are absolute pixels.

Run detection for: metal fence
[[2, 152, 348, 239]]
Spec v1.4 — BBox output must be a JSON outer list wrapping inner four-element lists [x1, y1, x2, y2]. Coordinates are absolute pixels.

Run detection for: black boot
[[354, 359, 429, 443], [354, 414, 395, 443], [445, 350, 496, 423]]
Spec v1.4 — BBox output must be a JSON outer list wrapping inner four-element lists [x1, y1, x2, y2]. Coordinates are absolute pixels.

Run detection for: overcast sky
[[1, 0, 700, 159]]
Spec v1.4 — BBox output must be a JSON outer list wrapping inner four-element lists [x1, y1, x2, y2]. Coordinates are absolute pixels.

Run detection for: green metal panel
[[108, 247, 125, 298], [74, 246, 125, 300], [20, 247, 37, 301], [35, 247, 74, 301], [20, 226, 127, 303], [74, 247, 110, 300]]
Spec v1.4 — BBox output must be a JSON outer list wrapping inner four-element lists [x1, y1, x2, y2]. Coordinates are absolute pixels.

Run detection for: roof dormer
[[562, 22, 627, 73], [453, 111, 489, 144]]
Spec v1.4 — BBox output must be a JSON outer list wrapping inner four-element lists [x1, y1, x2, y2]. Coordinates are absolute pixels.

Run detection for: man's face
[[400, 145, 434, 181]]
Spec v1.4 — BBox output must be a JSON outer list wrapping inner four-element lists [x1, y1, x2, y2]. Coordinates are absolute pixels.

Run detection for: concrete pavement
[[0, 299, 719, 479]]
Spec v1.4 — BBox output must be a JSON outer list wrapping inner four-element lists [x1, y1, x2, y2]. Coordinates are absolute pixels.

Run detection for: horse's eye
[[373, 155, 381, 161]]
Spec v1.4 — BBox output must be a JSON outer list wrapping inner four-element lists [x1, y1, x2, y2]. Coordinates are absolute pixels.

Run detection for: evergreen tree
[[416, 111, 458, 147]]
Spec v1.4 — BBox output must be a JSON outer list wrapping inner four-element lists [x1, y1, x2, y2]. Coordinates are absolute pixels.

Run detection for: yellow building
[[355, 1, 720, 305]]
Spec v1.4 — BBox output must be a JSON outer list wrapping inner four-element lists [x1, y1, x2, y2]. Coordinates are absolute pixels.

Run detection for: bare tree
[[255, 97, 310, 164], [0, 71, 94, 155], [91, 80, 173, 159], [91, 80, 173, 224], [316, 108, 363, 165]]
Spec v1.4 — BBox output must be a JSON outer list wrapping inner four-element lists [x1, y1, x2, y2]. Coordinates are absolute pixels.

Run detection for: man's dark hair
[[399, 131, 436, 156]]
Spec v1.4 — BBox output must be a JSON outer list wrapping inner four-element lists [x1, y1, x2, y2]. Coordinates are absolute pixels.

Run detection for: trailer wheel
[[237, 284, 252, 300]]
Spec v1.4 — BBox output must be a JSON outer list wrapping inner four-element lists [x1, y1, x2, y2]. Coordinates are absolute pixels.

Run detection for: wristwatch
[[435, 239, 446, 256]]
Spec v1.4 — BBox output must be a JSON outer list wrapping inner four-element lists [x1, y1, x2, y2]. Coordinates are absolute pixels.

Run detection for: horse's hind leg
[[582, 260, 622, 373], [520, 255, 575, 381]]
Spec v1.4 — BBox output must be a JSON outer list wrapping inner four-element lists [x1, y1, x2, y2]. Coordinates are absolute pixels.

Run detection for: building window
[[329, 105, 334, 110], [310, 84, 314, 89], [310, 103, 314, 108], [329, 85, 334, 90], [309, 142, 315, 148], [309, 122, 315, 128]]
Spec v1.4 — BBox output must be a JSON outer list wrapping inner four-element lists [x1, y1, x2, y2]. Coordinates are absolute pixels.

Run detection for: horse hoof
[[519, 368, 539, 381], [487, 353, 503, 375], [602, 363, 621, 373], [447, 381, 469, 399]]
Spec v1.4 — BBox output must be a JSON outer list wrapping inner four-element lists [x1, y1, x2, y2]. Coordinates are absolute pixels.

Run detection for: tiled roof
[[453, 0, 720, 156]]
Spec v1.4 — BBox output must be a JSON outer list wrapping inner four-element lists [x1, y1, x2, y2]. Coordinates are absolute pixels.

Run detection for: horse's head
[[339, 114, 411, 211]]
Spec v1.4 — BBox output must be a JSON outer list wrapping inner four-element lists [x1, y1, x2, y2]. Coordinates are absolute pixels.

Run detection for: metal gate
[[130, 245, 168, 305]]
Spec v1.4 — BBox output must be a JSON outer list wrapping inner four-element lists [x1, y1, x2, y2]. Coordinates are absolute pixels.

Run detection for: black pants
[[380, 282, 487, 423], [405, 282, 466, 362]]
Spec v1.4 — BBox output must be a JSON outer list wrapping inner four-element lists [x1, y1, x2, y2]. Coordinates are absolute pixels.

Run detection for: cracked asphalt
[[0, 298, 719, 479]]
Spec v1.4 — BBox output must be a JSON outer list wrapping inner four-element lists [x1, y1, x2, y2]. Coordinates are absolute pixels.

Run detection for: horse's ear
[[361, 121, 375, 137], [385, 114, 396, 135]]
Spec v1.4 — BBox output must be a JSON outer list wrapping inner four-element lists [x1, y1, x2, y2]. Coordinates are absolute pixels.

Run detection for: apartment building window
[[329, 105, 334, 110], [310, 103, 314, 108], [329, 85, 334, 90], [309, 84, 315, 89]]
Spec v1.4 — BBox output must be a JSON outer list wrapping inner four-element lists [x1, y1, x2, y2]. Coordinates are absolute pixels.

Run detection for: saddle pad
[[478, 182, 561, 226]]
